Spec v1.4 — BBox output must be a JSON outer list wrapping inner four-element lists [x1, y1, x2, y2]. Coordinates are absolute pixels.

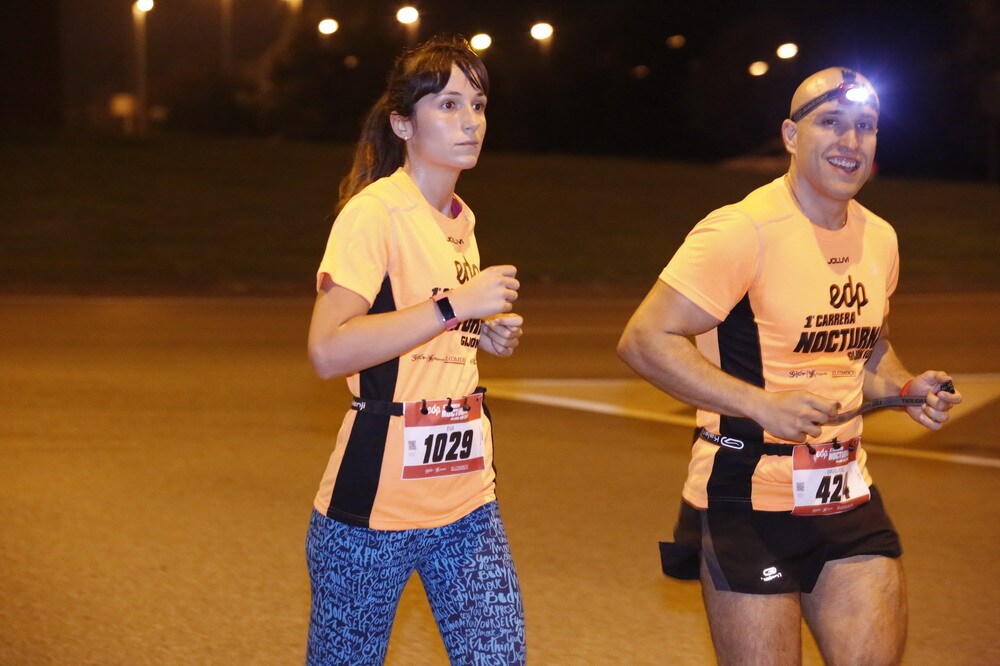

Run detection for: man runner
[[618, 68, 963, 664]]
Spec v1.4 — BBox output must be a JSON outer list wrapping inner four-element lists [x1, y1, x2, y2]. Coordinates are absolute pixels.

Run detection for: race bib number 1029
[[402, 394, 485, 480]]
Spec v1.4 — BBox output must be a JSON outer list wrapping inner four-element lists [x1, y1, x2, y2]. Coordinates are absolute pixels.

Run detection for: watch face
[[434, 295, 458, 329]]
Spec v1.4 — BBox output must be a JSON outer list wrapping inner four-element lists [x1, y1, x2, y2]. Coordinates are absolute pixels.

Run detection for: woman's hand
[[479, 314, 523, 357], [448, 265, 519, 321]]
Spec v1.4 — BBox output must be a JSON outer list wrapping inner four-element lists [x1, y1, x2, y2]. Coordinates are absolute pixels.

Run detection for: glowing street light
[[396, 7, 419, 24], [530, 22, 553, 41], [397, 6, 419, 43], [470, 33, 492, 51], [748, 61, 769, 76], [132, 0, 154, 136], [318, 18, 339, 35], [666, 34, 686, 49], [776, 42, 799, 59], [630, 64, 651, 79]]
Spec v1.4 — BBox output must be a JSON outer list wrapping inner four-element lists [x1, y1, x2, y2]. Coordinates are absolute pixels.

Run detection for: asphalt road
[[1, 293, 998, 665]]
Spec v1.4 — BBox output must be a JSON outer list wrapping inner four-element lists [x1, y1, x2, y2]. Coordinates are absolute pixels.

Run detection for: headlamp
[[789, 70, 879, 122]]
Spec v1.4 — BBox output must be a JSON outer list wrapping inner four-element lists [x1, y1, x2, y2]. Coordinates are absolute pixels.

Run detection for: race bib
[[402, 394, 485, 480], [792, 441, 870, 516]]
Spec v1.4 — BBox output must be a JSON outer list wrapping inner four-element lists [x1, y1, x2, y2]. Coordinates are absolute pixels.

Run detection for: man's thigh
[[801, 554, 907, 666], [700, 559, 804, 666]]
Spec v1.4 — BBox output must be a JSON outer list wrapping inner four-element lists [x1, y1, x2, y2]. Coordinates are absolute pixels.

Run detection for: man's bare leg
[[700, 559, 803, 666], [801, 554, 907, 666]]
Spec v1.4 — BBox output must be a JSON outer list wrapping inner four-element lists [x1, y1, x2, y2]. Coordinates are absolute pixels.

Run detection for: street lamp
[[748, 61, 769, 76], [397, 6, 419, 43], [396, 6, 419, 24], [530, 22, 553, 58], [470, 33, 492, 51], [776, 43, 799, 59], [666, 34, 686, 49], [530, 22, 553, 40], [132, 0, 154, 136], [318, 18, 339, 36]]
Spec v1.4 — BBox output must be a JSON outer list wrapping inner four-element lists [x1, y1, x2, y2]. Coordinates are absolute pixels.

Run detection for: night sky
[[49, 1, 1000, 179]]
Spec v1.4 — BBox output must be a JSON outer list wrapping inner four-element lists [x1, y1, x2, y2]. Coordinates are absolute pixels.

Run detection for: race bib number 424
[[402, 394, 485, 480], [792, 442, 870, 516]]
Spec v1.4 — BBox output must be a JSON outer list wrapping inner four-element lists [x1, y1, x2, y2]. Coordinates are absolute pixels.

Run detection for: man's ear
[[780, 119, 797, 155], [389, 112, 412, 141]]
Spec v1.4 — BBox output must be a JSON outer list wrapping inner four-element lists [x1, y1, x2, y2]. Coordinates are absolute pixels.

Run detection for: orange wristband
[[899, 380, 913, 397]]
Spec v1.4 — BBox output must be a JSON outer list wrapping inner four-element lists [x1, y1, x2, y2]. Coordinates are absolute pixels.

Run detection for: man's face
[[784, 100, 878, 202]]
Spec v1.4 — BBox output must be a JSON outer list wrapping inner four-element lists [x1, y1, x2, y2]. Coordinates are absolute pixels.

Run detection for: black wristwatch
[[432, 293, 459, 330]]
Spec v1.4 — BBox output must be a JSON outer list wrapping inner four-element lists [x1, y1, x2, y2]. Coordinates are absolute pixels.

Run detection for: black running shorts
[[659, 486, 903, 594]]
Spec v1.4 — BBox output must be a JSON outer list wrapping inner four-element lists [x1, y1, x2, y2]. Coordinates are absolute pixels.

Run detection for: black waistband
[[697, 428, 794, 456], [350, 397, 403, 417], [351, 387, 486, 418], [696, 428, 860, 456]]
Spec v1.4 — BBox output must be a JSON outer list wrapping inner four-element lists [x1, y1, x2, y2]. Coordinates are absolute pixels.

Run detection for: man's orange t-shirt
[[660, 176, 899, 511]]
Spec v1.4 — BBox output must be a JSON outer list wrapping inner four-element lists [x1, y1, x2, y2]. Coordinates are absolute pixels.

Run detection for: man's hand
[[752, 390, 841, 442], [902, 371, 962, 430]]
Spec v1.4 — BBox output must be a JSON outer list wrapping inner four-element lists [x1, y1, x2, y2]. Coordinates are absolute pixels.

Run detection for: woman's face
[[400, 64, 487, 173]]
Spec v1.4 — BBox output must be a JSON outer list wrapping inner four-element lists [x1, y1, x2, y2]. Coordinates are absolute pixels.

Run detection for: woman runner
[[305, 35, 526, 665]]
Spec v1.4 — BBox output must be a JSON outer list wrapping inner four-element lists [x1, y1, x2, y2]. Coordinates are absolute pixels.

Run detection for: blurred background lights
[[135, 0, 154, 12], [530, 22, 553, 40], [470, 33, 492, 51], [396, 7, 419, 24], [665, 34, 686, 49], [343, 55, 359, 69], [776, 42, 799, 59], [109, 93, 136, 118], [748, 61, 769, 76], [630, 64, 650, 79], [318, 18, 338, 35]]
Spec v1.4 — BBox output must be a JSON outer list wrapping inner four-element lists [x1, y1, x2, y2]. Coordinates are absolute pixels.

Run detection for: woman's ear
[[389, 112, 413, 141]]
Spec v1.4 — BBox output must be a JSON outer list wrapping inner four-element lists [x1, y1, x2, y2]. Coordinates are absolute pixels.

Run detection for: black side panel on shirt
[[483, 396, 498, 484], [359, 274, 401, 402], [328, 274, 399, 528], [707, 293, 765, 509]]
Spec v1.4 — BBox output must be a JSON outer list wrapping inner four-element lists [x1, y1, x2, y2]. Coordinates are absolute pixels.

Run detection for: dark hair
[[336, 34, 489, 213]]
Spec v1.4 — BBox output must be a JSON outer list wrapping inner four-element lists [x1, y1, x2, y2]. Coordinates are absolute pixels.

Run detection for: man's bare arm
[[617, 281, 839, 442]]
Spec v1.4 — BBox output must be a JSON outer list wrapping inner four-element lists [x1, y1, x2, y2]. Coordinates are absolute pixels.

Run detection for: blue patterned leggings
[[305, 502, 526, 665]]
